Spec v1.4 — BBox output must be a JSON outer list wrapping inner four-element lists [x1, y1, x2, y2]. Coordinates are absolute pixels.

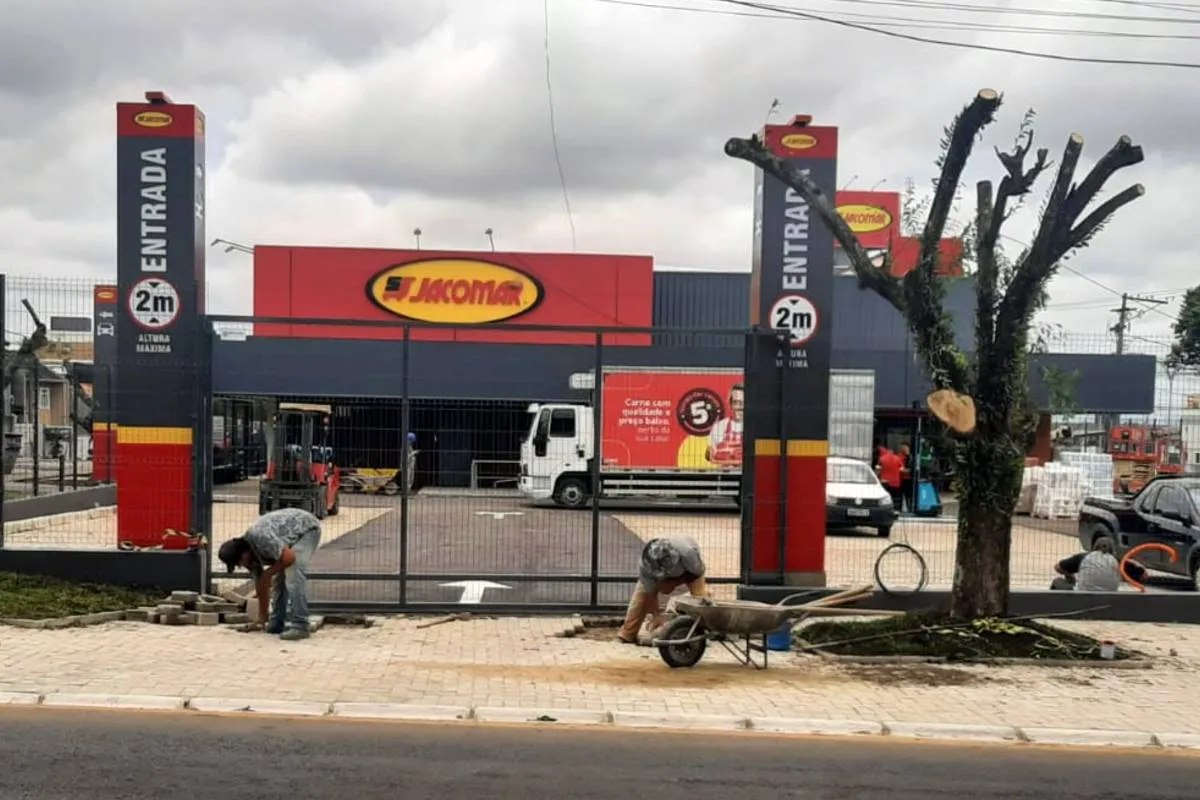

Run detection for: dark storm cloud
[[225, 6, 882, 201], [0, 1, 447, 126]]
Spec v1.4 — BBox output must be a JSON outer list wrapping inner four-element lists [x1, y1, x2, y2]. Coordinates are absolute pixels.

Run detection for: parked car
[[1077, 475, 1200, 587], [825, 456, 897, 538]]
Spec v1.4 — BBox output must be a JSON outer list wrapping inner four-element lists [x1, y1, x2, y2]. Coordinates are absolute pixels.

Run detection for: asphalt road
[[1, 708, 1197, 799], [306, 493, 648, 606]]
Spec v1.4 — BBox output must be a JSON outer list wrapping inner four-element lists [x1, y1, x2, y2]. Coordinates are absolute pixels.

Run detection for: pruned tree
[[726, 89, 1145, 618]]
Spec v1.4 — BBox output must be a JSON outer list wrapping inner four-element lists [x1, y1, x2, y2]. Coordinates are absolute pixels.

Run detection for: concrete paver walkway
[[1, 615, 1198, 734]]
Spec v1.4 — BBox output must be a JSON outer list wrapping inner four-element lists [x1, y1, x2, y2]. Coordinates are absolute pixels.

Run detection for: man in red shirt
[[876, 446, 904, 509]]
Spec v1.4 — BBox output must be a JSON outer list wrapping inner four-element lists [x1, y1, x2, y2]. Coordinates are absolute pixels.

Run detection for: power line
[[591, 0, 1200, 68], [543, 0, 578, 251], [718, 0, 1200, 67], [798, 0, 1200, 25], [589, 0, 1200, 37]]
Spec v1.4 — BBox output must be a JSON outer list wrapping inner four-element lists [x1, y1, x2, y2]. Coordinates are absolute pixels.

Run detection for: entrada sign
[[367, 259, 545, 324]]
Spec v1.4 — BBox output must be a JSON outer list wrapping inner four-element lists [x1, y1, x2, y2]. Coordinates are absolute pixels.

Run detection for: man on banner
[[705, 383, 744, 466]]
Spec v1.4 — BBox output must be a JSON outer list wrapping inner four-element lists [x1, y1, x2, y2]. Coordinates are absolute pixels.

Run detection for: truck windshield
[[828, 461, 875, 484]]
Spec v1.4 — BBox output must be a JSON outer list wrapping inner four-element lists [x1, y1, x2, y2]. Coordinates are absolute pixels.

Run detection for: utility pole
[[1110, 292, 1168, 355], [1103, 293, 1168, 434]]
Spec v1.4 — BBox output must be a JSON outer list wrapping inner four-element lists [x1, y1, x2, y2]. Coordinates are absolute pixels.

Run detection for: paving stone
[[155, 604, 184, 616], [184, 612, 220, 626], [222, 613, 250, 625], [0, 614, 1199, 747], [169, 591, 200, 606]]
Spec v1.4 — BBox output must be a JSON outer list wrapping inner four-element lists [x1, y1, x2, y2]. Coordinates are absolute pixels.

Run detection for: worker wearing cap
[[217, 507, 323, 641], [618, 536, 710, 644]]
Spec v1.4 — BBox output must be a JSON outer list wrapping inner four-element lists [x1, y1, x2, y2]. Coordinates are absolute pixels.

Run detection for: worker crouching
[[618, 535, 710, 644], [218, 507, 323, 641]]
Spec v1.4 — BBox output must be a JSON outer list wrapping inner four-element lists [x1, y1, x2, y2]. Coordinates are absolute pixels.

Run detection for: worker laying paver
[[218, 507, 323, 641]]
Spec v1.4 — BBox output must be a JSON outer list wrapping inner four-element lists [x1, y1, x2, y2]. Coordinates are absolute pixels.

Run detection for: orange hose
[[1119, 542, 1176, 592]]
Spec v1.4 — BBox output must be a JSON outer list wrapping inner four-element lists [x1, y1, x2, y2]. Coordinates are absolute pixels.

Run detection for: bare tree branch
[[974, 180, 998, 356], [997, 133, 1083, 332], [726, 89, 1003, 394], [1060, 136, 1144, 225], [723, 136, 903, 310], [1067, 183, 1146, 251]]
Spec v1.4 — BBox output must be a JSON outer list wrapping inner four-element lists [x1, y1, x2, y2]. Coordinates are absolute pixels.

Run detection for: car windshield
[[827, 461, 876, 484], [1189, 486, 1200, 508]]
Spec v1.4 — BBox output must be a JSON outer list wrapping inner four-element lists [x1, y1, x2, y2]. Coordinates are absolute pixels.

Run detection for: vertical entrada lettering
[[781, 180, 810, 292], [139, 148, 168, 273]]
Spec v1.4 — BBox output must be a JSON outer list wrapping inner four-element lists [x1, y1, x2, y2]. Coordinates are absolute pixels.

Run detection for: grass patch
[[0, 572, 161, 620], [798, 612, 1132, 661]]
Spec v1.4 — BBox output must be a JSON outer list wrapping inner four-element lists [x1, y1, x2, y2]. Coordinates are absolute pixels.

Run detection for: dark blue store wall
[[213, 272, 1156, 413]]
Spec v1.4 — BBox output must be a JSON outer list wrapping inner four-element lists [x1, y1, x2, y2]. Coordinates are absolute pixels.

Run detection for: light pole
[[209, 238, 253, 255], [413, 228, 422, 250], [484, 228, 495, 252]]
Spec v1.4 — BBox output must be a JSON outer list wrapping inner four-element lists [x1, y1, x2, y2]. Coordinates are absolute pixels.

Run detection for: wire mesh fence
[[1, 275, 111, 508], [3, 280, 1198, 607]]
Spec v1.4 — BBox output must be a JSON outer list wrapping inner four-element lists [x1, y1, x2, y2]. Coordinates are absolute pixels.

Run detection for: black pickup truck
[[1077, 475, 1200, 586]]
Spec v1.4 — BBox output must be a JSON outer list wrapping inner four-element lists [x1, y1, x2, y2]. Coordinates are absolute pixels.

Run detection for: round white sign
[[769, 294, 819, 347], [128, 278, 181, 330]]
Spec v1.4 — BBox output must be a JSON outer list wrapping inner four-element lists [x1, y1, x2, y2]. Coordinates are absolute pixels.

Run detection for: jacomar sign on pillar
[[744, 117, 838, 585], [115, 93, 206, 549]]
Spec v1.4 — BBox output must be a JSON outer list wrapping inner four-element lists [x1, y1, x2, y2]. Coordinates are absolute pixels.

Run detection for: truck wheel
[[1088, 525, 1115, 552], [553, 477, 589, 509], [877, 525, 892, 539]]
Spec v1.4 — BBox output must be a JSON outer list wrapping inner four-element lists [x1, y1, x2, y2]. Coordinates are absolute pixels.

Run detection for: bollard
[[58, 453, 66, 493]]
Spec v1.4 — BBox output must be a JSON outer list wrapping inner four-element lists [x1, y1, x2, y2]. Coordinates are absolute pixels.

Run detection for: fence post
[[589, 332, 603, 608], [106, 364, 115, 484], [776, 332, 788, 584], [738, 331, 754, 583], [32, 365, 39, 496], [0, 273, 6, 547], [398, 325, 411, 606], [70, 371, 79, 489]]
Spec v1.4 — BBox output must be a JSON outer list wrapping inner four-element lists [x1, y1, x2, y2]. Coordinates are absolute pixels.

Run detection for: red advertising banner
[[253, 246, 654, 346], [835, 191, 900, 250], [600, 369, 744, 471]]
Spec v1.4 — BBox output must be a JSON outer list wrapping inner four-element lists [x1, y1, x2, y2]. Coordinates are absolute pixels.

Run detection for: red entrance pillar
[[741, 117, 839, 586]]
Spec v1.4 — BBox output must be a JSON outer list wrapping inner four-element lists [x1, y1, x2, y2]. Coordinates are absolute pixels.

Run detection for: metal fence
[[3, 273, 1199, 609], [0, 275, 107, 508]]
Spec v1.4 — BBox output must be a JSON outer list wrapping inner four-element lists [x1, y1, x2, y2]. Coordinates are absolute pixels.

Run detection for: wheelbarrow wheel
[[657, 616, 707, 669]]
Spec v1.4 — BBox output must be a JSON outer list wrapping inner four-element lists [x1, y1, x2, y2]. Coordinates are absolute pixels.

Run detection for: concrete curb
[[5, 692, 1198, 750]]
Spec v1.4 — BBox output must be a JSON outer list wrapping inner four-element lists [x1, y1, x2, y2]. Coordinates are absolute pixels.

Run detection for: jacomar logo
[[134, 111, 173, 128], [367, 259, 545, 324], [780, 133, 817, 150], [837, 203, 893, 234]]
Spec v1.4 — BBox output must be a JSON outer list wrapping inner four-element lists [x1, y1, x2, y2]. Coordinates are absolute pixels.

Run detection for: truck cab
[[519, 403, 594, 506]]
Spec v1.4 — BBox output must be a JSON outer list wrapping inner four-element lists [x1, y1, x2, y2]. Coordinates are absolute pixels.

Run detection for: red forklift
[[258, 402, 341, 518]]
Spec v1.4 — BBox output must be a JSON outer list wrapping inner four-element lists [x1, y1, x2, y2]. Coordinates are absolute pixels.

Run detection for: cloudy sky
[[1, 0, 1196, 363]]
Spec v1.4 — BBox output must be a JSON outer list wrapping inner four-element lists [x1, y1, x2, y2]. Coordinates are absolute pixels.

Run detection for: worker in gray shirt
[[218, 507, 323, 641], [618, 535, 710, 644]]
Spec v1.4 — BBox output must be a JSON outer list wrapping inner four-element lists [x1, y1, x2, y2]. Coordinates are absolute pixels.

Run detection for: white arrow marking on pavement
[[474, 511, 525, 520], [440, 580, 512, 604]]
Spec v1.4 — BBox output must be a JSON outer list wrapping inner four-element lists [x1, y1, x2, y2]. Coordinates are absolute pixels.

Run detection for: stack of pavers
[[124, 590, 252, 626]]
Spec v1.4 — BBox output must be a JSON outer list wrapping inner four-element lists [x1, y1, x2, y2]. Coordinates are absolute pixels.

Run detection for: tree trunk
[[948, 430, 1024, 619]]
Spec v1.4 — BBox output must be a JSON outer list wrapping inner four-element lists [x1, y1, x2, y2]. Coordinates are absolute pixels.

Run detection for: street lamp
[[209, 238, 253, 255], [413, 228, 422, 250], [484, 228, 495, 251]]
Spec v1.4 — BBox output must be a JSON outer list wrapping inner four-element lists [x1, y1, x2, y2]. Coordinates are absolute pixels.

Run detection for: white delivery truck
[[518, 367, 875, 508]]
